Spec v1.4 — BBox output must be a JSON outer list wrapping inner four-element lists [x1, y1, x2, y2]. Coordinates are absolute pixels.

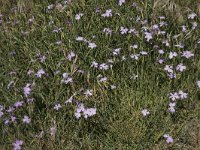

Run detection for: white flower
[[169, 52, 177, 59], [99, 63, 109, 70], [169, 92, 179, 101], [91, 61, 98, 68], [84, 89, 93, 97], [35, 69, 45, 78], [111, 85, 116, 89], [65, 96, 73, 104], [118, 0, 125, 6], [141, 109, 150, 116], [50, 126, 57, 136], [163, 134, 173, 143], [103, 28, 112, 34], [164, 65, 173, 73], [188, 13, 197, 19], [120, 27, 128, 34], [182, 51, 194, 59], [54, 104, 62, 110], [67, 51, 76, 61], [167, 73, 176, 79], [99, 77, 107, 82], [101, 9, 112, 17], [178, 90, 188, 99], [23, 84, 32, 97], [75, 13, 83, 20], [192, 22, 198, 30], [130, 44, 138, 49], [113, 48, 121, 55], [144, 32, 153, 42], [76, 36, 84, 41], [181, 25, 187, 32], [197, 81, 200, 88], [83, 108, 96, 119], [158, 49, 164, 54], [23, 115, 31, 124], [130, 54, 140, 60], [176, 63, 186, 72], [140, 51, 148, 55], [88, 43, 97, 49]]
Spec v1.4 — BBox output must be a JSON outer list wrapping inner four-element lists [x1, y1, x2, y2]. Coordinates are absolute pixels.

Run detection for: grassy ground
[[0, 0, 200, 149]]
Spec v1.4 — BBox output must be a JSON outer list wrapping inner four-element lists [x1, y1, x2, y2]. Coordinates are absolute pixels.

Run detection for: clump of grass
[[0, 0, 200, 149]]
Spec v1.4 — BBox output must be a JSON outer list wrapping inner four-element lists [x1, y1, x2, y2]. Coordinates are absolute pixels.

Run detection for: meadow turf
[[0, 0, 200, 149]]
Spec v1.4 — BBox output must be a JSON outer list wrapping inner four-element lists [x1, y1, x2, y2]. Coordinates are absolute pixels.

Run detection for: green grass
[[0, 0, 200, 149]]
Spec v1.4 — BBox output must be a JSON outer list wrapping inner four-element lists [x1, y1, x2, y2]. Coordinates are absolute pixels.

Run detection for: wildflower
[[129, 28, 136, 34], [55, 41, 62, 45], [120, 27, 128, 34], [130, 54, 140, 60], [47, 4, 54, 10], [54, 104, 62, 110], [141, 109, 150, 116], [158, 49, 164, 54], [0, 111, 3, 118], [103, 28, 112, 34], [88, 43, 97, 49], [188, 13, 197, 19], [99, 77, 107, 82], [84, 89, 93, 97], [83, 108, 96, 119], [192, 22, 198, 30], [27, 98, 34, 103], [23, 115, 31, 124], [39, 55, 46, 62], [118, 0, 125, 6], [65, 96, 73, 104], [11, 116, 17, 122], [23, 84, 31, 97], [75, 13, 83, 20], [164, 65, 173, 73], [178, 90, 188, 99], [91, 61, 98, 68], [144, 32, 153, 42], [181, 25, 187, 32], [130, 44, 138, 49], [75, 112, 81, 119], [6, 106, 15, 113], [182, 51, 194, 59], [35, 69, 45, 78], [168, 102, 176, 113], [169, 92, 179, 101], [168, 73, 176, 79], [163, 134, 173, 143], [176, 63, 186, 72], [113, 48, 121, 55], [13, 140, 23, 150], [76, 36, 84, 41], [67, 51, 76, 61], [169, 52, 177, 59], [197, 81, 200, 88], [14, 101, 24, 108], [27, 69, 34, 75], [158, 59, 164, 64], [61, 73, 73, 84], [99, 63, 109, 70], [101, 9, 112, 17], [140, 51, 148, 55], [4, 119, 9, 125], [50, 126, 57, 136], [111, 85, 116, 89]]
